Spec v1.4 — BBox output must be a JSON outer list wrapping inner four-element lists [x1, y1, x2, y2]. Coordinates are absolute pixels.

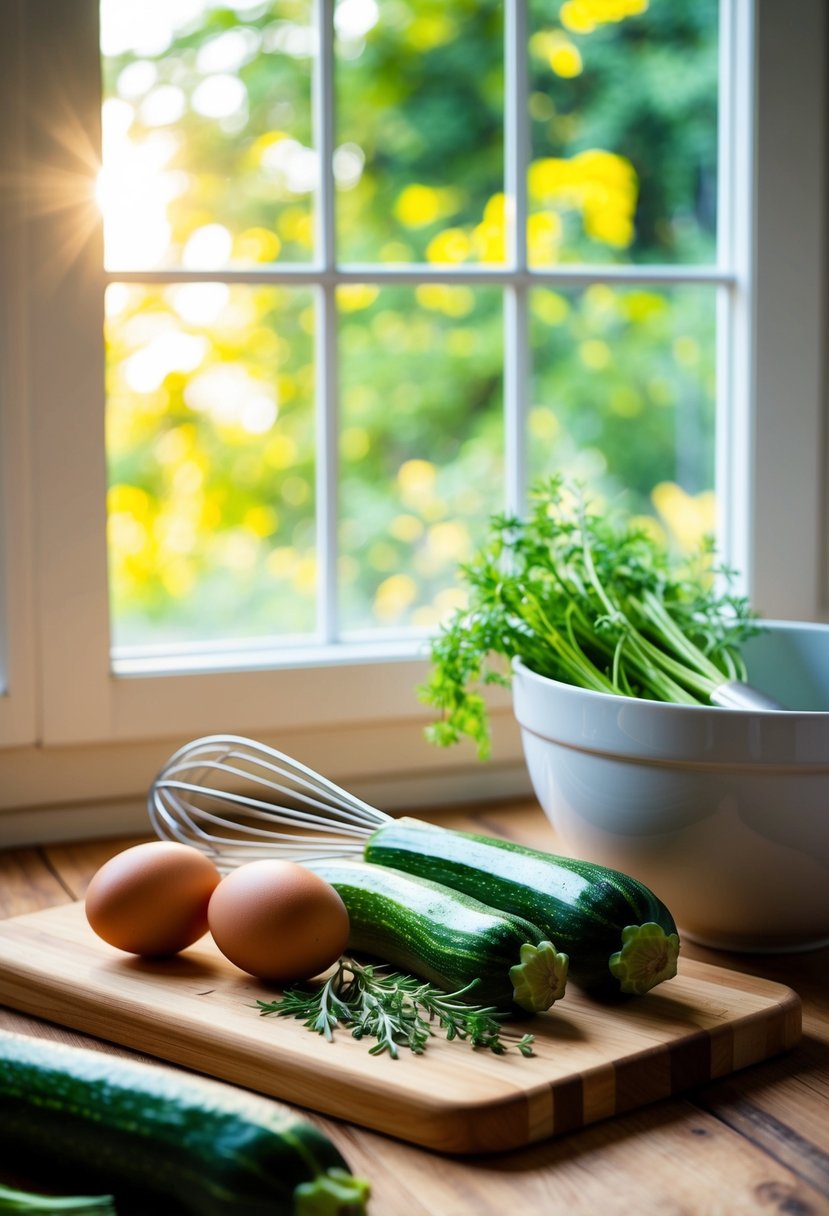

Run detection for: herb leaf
[[257, 958, 535, 1058]]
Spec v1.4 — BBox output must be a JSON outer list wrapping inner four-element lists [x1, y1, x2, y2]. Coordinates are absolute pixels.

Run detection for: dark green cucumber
[[308, 859, 568, 1014], [364, 818, 680, 996], [0, 1028, 370, 1216]]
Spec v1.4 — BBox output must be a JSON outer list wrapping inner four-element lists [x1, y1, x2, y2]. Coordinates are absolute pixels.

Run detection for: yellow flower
[[426, 520, 471, 565], [415, 284, 475, 316], [584, 205, 634, 247], [373, 573, 418, 622], [395, 184, 441, 228], [338, 284, 380, 313], [527, 210, 563, 264], [561, 0, 649, 30], [425, 227, 472, 264], [407, 11, 455, 51], [532, 290, 570, 326], [234, 227, 281, 263], [579, 338, 611, 369], [528, 157, 571, 200], [560, 0, 597, 33], [397, 459, 437, 509], [530, 31, 582, 78], [652, 482, 717, 553], [549, 36, 583, 78]]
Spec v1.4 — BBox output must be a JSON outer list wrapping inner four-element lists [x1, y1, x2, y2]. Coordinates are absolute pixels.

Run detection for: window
[[101, 0, 724, 666], [0, 0, 826, 841]]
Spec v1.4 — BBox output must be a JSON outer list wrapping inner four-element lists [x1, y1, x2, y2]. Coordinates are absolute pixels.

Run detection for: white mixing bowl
[[512, 620, 829, 953]]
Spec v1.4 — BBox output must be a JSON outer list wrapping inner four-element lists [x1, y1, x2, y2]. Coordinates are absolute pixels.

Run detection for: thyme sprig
[[256, 958, 535, 1059], [420, 475, 761, 756]]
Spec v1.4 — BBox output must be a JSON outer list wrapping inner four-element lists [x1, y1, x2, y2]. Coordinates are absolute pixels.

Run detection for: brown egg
[[85, 841, 221, 956], [207, 859, 350, 983]]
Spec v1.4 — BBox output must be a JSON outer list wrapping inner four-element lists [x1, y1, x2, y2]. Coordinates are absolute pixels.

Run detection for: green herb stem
[[613, 634, 703, 704], [520, 595, 616, 694], [635, 589, 728, 684]]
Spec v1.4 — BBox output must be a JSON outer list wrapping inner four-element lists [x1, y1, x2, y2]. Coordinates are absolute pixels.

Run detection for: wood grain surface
[[0, 899, 801, 1154], [2, 803, 829, 1214]]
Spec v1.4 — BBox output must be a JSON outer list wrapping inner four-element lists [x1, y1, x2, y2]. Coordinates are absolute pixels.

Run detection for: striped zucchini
[[363, 818, 680, 996], [0, 1028, 370, 1216], [308, 859, 568, 1014]]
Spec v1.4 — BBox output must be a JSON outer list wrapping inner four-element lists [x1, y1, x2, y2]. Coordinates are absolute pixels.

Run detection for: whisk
[[149, 680, 786, 871], [149, 734, 393, 873]]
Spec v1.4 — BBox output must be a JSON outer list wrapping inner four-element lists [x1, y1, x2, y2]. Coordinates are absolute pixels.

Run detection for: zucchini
[[363, 818, 680, 996], [0, 1028, 370, 1216], [308, 859, 568, 1014]]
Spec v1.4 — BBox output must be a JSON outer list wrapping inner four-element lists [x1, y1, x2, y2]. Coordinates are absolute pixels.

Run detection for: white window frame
[[0, 0, 826, 842], [0, 1, 37, 749]]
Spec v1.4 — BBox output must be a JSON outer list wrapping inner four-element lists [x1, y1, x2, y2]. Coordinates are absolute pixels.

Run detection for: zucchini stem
[[608, 923, 681, 995], [294, 1168, 372, 1216], [509, 940, 569, 1013]]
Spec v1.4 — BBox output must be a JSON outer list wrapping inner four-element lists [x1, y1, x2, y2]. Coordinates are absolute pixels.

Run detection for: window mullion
[[504, 0, 530, 519], [105, 265, 734, 288], [314, 0, 339, 644]]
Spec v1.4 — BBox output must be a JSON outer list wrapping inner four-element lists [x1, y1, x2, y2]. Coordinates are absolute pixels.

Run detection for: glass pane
[[99, 1, 314, 269], [338, 285, 503, 631], [528, 0, 719, 267], [530, 284, 716, 548], [335, 0, 505, 264], [105, 284, 316, 650]]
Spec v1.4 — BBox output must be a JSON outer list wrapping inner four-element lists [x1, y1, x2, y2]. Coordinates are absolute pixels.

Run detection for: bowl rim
[[510, 620, 829, 766], [511, 618, 829, 719]]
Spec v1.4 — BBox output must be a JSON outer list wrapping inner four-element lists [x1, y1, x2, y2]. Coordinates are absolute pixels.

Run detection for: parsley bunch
[[421, 476, 760, 756]]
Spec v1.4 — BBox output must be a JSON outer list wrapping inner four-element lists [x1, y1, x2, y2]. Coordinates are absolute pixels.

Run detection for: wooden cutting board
[[0, 901, 801, 1155]]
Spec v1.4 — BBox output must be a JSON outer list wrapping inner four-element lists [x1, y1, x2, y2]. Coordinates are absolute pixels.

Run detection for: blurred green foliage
[[100, 0, 719, 648]]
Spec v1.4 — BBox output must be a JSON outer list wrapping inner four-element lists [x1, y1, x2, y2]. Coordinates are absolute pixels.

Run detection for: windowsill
[[111, 632, 432, 678]]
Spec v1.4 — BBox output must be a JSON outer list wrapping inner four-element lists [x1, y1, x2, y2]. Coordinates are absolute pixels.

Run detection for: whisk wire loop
[[148, 733, 391, 869], [156, 777, 377, 837], [162, 736, 386, 822], [175, 750, 383, 825]]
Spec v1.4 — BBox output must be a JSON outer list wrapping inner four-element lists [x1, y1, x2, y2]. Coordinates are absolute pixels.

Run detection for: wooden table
[[2, 801, 828, 1215]]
